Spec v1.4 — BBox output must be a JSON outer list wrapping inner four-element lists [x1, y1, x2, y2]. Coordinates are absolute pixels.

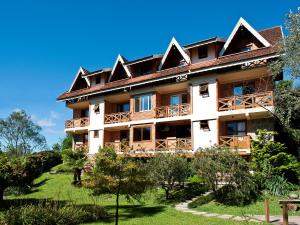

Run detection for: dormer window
[[197, 46, 208, 59], [95, 76, 101, 84]]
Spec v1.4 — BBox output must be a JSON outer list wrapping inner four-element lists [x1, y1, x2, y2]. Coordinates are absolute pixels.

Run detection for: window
[[81, 109, 89, 117], [200, 120, 210, 131], [197, 46, 208, 59], [95, 76, 101, 84], [94, 104, 100, 114], [199, 83, 209, 97], [118, 103, 130, 112], [94, 130, 99, 138], [226, 121, 246, 136], [134, 94, 152, 112], [133, 127, 151, 141]]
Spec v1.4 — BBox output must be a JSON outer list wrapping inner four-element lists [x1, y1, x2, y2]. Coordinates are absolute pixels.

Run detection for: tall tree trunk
[[115, 184, 120, 225], [0, 187, 4, 203]]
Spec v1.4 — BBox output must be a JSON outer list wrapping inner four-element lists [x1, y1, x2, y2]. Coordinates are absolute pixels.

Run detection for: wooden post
[[282, 203, 288, 225], [264, 198, 270, 223]]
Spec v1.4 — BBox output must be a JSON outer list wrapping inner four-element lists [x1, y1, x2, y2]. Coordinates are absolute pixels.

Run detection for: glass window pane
[[181, 94, 188, 104], [237, 122, 246, 132], [171, 95, 180, 105], [234, 85, 243, 96], [148, 95, 152, 110], [142, 127, 151, 140], [142, 95, 149, 111], [226, 122, 237, 136], [133, 128, 141, 141]]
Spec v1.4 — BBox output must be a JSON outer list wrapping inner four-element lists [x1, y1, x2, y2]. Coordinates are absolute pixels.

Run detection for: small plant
[[266, 175, 294, 197], [188, 192, 215, 208]]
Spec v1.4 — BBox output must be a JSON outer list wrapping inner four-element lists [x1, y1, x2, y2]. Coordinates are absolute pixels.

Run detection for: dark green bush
[[171, 183, 208, 202], [215, 184, 259, 206], [188, 192, 215, 208], [1, 203, 107, 225]]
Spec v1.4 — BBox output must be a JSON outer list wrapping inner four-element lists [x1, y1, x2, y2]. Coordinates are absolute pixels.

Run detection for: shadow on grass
[[32, 178, 51, 188], [82, 204, 166, 223]]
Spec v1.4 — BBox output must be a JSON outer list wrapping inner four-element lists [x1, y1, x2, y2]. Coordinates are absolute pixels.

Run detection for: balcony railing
[[104, 138, 192, 154], [65, 117, 89, 128], [104, 112, 131, 124], [218, 91, 273, 111], [156, 104, 191, 118], [155, 138, 192, 151], [104, 140, 130, 152], [219, 135, 251, 149], [74, 143, 88, 151]]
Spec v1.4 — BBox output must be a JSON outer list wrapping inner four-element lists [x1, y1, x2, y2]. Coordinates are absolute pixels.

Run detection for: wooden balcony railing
[[219, 135, 251, 149], [218, 91, 273, 111], [74, 143, 88, 151], [65, 117, 89, 128], [156, 104, 191, 118], [104, 141, 130, 152], [104, 112, 131, 124], [155, 138, 192, 151]]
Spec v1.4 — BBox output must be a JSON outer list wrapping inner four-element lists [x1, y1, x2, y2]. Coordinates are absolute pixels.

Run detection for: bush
[[188, 192, 215, 208], [171, 183, 208, 202], [0, 203, 107, 225], [215, 184, 259, 206]]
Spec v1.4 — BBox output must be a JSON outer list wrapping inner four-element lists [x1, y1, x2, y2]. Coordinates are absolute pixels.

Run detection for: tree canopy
[[0, 110, 47, 156]]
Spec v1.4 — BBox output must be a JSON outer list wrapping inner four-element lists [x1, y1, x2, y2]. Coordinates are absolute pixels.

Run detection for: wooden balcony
[[74, 143, 88, 151], [65, 117, 89, 129], [104, 112, 131, 124], [155, 104, 191, 118], [104, 140, 130, 152], [104, 138, 192, 154], [218, 91, 273, 111], [219, 135, 251, 149], [155, 138, 192, 151]]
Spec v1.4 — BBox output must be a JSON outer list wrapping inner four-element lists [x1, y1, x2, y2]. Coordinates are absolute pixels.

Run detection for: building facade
[[57, 18, 283, 157]]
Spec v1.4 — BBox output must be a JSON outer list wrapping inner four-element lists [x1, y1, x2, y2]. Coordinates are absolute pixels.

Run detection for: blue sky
[[0, 0, 298, 148]]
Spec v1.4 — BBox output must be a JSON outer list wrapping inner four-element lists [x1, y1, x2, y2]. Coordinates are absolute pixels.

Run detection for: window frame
[[197, 46, 208, 59], [199, 83, 209, 97], [94, 104, 100, 114], [200, 120, 210, 131], [133, 126, 152, 142], [134, 93, 152, 112], [95, 76, 101, 84], [94, 130, 99, 138], [226, 120, 246, 136]]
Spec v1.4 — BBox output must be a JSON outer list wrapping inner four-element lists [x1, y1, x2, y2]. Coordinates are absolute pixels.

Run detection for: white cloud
[[32, 110, 60, 128]]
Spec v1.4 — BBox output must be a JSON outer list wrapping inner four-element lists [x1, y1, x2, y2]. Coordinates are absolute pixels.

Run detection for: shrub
[[266, 175, 294, 197], [171, 183, 208, 202], [1, 203, 107, 225], [188, 192, 215, 208]]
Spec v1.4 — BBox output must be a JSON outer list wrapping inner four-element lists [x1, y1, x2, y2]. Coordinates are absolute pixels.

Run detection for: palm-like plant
[[62, 148, 87, 184]]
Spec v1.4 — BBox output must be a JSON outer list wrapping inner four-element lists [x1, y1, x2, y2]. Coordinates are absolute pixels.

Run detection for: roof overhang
[[59, 53, 279, 102]]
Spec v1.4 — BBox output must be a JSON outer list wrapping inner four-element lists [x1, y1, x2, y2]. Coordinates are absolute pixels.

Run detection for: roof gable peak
[[219, 17, 271, 56], [108, 54, 132, 82], [69, 66, 90, 92], [159, 37, 191, 70]]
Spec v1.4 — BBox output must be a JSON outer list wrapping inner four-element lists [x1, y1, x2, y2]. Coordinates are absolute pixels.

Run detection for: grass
[[194, 194, 300, 216], [1, 172, 265, 225]]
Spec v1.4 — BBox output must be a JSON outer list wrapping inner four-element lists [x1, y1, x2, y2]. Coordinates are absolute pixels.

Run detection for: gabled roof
[[82, 68, 112, 78], [108, 54, 132, 82], [183, 37, 226, 49], [159, 37, 191, 70], [69, 67, 90, 92], [125, 54, 163, 66], [219, 17, 271, 56]]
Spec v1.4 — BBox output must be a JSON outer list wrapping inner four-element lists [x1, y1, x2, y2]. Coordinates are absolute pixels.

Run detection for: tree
[[0, 110, 47, 156], [62, 148, 87, 184], [270, 8, 300, 80], [268, 9, 300, 156], [148, 153, 191, 199], [84, 147, 152, 225], [251, 129, 299, 184], [193, 146, 257, 205], [52, 134, 73, 152]]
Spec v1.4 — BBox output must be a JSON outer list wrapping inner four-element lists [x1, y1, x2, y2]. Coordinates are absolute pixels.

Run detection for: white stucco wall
[[88, 96, 105, 154], [190, 75, 218, 150], [88, 129, 104, 154], [192, 119, 218, 150]]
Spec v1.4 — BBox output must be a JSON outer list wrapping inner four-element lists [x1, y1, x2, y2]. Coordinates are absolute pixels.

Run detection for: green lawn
[[2, 172, 266, 225], [194, 194, 300, 216]]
